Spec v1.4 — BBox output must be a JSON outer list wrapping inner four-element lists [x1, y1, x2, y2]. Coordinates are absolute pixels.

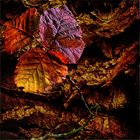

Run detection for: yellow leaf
[[14, 48, 68, 94]]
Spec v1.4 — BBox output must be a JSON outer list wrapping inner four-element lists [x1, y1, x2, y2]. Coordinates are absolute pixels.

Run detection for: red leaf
[[4, 8, 40, 54], [39, 5, 85, 64]]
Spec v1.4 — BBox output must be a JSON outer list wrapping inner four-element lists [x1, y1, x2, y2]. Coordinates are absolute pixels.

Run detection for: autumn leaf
[[14, 48, 68, 93], [39, 5, 85, 64], [86, 88, 127, 110], [0, 90, 127, 139], [21, 0, 43, 7], [4, 8, 40, 54], [76, 0, 139, 40], [82, 114, 127, 138], [4, 5, 85, 94], [100, 40, 113, 59], [1, 1, 139, 139]]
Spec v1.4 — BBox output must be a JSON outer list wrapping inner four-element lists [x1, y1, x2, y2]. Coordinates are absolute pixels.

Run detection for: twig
[[31, 105, 100, 140], [67, 75, 93, 116]]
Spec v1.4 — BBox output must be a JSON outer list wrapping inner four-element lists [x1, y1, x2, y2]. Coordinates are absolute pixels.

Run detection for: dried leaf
[[1, 105, 36, 121], [21, 0, 43, 7], [100, 40, 113, 59], [48, 0, 67, 8], [0, 91, 128, 139], [86, 87, 127, 110], [19, 127, 43, 138], [81, 114, 127, 138], [1, 1, 138, 139], [21, 108, 127, 139], [0, 91, 60, 119], [76, 0, 139, 39], [26, 111, 80, 132], [0, 131, 19, 139], [14, 48, 68, 93], [39, 5, 85, 64], [70, 42, 138, 87], [4, 8, 40, 54], [1, 103, 57, 122], [106, 42, 138, 85]]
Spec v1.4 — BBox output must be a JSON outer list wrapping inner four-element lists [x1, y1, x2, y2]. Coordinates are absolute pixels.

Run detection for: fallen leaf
[[21, 0, 43, 7], [100, 40, 113, 59], [4, 8, 40, 54], [83, 114, 127, 138], [86, 87, 127, 110], [39, 5, 85, 64], [14, 48, 68, 93]]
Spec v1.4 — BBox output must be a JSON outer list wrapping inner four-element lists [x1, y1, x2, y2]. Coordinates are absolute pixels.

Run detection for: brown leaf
[[106, 42, 138, 85], [21, 0, 43, 7], [86, 87, 127, 110], [0, 91, 128, 139], [100, 40, 113, 59], [19, 127, 43, 138], [25, 111, 80, 133], [76, 0, 139, 40], [1, 105, 36, 121], [14, 48, 68, 93], [0, 91, 60, 122], [0, 131, 19, 139], [70, 42, 138, 87], [82, 114, 127, 138]]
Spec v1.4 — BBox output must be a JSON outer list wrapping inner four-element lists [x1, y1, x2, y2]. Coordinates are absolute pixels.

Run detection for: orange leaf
[[14, 48, 68, 93], [4, 8, 40, 54]]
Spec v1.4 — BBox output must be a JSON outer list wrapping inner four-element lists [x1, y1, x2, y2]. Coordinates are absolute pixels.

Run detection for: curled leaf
[[4, 8, 40, 54], [21, 0, 44, 7], [100, 40, 113, 59], [14, 48, 68, 93], [39, 5, 85, 64]]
